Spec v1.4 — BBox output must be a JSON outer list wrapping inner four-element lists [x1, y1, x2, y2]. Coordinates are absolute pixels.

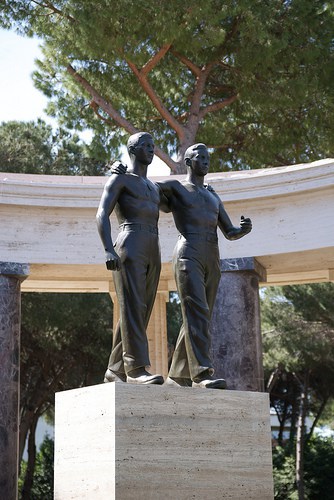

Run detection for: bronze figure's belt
[[179, 232, 218, 243], [119, 223, 159, 235]]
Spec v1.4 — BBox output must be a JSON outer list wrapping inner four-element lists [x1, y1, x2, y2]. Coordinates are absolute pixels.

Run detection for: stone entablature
[[0, 159, 333, 288]]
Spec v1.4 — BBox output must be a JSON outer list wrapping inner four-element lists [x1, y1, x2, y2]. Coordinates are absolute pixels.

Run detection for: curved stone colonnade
[[0, 158, 333, 289], [0, 159, 333, 498]]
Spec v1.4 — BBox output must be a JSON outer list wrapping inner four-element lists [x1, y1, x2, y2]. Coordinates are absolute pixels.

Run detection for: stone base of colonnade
[[54, 383, 274, 500]]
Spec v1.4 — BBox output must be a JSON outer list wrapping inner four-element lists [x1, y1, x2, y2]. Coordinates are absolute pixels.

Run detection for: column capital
[[220, 257, 266, 282], [0, 262, 29, 281]]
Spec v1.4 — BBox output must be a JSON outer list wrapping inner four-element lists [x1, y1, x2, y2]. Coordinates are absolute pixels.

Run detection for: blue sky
[[0, 29, 50, 124], [0, 28, 170, 175]]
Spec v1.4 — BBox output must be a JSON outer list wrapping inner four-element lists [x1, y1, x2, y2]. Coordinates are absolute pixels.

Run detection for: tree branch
[[31, 0, 76, 23], [199, 94, 238, 119], [152, 149, 178, 173], [90, 101, 118, 129], [267, 367, 283, 393], [67, 64, 138, 135], [187, 65, 213, 123], [170, 50, 201, 77], [217, 60, 242, 73], [67, 65, 178, 172], [125, 58, 186, 140], [142, 44, 172, 75], [220, 16, 241, 52]]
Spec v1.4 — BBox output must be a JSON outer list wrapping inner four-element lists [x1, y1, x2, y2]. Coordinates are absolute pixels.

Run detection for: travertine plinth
[[54, 383, 274, 500]]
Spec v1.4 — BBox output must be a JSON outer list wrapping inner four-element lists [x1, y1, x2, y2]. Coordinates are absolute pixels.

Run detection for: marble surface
[[0, 261, 30, 279], [210, 258, 264, 391], [220, 257, 267, 281], [0, 264, 28, 500]]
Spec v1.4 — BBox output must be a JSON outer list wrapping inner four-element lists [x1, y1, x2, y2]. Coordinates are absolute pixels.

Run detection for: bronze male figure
[[159, 144, 252, 388], [96, 132, 164, 385]]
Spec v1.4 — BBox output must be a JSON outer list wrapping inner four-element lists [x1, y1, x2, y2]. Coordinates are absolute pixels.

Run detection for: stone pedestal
[[0, 262, 29, 500], [54, 383, 274, 500], [210, 257, 266, 391]]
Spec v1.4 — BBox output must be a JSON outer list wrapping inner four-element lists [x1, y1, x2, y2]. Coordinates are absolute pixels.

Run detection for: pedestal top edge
[[55, 382, 270, 402]]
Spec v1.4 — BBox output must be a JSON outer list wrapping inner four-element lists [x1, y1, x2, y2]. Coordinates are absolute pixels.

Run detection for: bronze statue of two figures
[[96, 132, 252, 389]]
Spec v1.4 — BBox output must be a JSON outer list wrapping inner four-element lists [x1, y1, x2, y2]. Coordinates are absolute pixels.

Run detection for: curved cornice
[[1, 160, 333, 287], [1, 159, 333, 207]]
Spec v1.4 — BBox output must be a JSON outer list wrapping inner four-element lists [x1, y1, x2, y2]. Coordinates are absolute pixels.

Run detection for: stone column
[[0, 262, 29, 500], [109, 291, 169, 379], [210, 257, 266, 392]]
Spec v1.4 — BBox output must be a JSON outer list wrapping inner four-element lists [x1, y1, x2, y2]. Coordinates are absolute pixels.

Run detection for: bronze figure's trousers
[[169, 234, 221, 380], [107, 224, 161, 375]]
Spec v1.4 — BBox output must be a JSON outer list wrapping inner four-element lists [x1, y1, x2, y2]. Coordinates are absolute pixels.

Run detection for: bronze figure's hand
[[105, 250, 121, 271], [240, 215, 252, 234], [110, 161, 127, 175]]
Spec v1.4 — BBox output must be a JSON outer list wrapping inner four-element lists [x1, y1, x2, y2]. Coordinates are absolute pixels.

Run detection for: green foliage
[[318, 400, 334, 430], [21, 292, 113, 398], [273, 437, 334, 500], [304, 437, 334, 499], [283, 283, 334, 328], [29, 435, 54, 500], [19, 435, 54, 500], [262, 284, 334, 443], [0, 119, 108, 175], [2, 1, 334, 171], [262, 285, 334, 377], [272, 446, 297, 500], [19, 292, 113, 493], [18, 461, 26, 495]]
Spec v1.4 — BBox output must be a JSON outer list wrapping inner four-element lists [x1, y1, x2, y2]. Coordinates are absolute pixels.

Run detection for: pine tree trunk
[[174, 129, 200, 175], [295, 372, 309, 500], [289, 381, 299, 445], [21, 415, 38, 500], [19, 409, 36, 464], [306, 397, 328, 443], [278, 402, 288, 446]]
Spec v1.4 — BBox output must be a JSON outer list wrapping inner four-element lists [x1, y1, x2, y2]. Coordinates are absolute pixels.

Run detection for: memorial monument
[[55, 133, 274, 500], [102, 135, 252, 389]]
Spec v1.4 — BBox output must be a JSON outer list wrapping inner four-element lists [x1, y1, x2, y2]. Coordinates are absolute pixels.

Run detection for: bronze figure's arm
[[217, 198, 252, 240], [96, 175, 124, 271]]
